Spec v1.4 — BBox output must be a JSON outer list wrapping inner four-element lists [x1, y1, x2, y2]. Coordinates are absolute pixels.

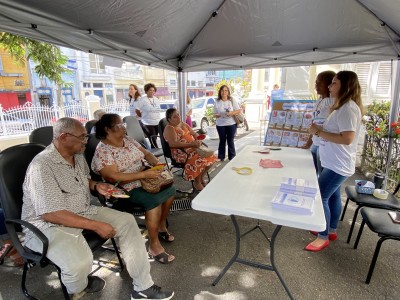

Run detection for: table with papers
[[192, 145, 326, 299]]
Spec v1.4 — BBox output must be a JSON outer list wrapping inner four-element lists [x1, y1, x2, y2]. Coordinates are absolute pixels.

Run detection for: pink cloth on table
[[259, 159, 283, 168]]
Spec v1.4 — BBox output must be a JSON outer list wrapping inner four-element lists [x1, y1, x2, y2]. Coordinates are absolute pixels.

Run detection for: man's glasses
[[64, 133, 90, 142], [114, 123, 127, 129]]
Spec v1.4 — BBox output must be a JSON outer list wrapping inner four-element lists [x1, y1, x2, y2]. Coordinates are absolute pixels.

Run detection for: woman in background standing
[[306, 71, 364, 252], [213, 85, 241, 161], [135, 83, 161, 148], [128, 84, 142, 118], [174, 93, 193, 128], [302, 70, 336, 176]]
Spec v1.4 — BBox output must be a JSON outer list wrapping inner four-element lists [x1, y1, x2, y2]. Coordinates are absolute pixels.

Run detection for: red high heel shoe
[[304, 240, 330, 252]]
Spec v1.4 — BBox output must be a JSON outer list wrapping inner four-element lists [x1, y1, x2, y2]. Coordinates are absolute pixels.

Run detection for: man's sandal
[[148, 251, 175, 264], [158, 231, 174, 243], [0, 244, 12, 265]]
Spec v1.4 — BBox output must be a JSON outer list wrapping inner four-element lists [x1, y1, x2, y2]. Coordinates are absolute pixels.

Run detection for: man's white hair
[[93, 109, 106, 120], [53, 117, 81, 139]]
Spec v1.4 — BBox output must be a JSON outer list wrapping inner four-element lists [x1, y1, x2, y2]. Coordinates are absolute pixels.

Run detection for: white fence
[[0, 100, 131, 137]]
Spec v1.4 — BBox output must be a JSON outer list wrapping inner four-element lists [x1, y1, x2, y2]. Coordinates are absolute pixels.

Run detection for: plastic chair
[[0, 143, 123, 299], [353, 207, 400, 283], [29, 126, 53, 146], [124, 116, 163, 157], [340, 181, 400, 243]]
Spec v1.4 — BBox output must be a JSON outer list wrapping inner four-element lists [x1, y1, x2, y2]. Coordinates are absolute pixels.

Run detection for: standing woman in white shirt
[[128, 83, 142, 118], [302, 71, 336, 175], [306, 71, 364, 252], [213, 85, 242, 161], [135, 83, 161, 148]]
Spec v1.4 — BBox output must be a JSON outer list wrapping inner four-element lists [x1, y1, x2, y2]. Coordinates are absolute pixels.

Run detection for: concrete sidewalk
[[1, 127, 399, 300]]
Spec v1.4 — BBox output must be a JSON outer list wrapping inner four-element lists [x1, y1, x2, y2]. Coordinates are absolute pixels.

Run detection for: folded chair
[[353, 207, 400, 284], [28, 126, 53, 146], [158, 118, 210, 195], [0, 143, 123, 299], [123, 116, 162, 156], [340, 180, 400, 243]]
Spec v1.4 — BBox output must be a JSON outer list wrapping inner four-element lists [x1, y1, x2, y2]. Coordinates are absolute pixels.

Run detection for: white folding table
[[192, 145, 326, 299]]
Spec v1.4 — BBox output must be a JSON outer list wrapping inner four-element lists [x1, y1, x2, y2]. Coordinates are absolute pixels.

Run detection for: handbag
[[140, 164, 174, 194], [195, 144, 215, 158], [233, 112, 245, 125]]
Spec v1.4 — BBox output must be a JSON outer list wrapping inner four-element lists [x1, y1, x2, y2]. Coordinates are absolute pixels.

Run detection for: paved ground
[[1, 124, 400, 300]]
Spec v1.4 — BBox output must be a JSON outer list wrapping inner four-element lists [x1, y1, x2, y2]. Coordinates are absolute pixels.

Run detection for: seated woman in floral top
[[163, 108, 217, 191], [91, 113, 175, 264]]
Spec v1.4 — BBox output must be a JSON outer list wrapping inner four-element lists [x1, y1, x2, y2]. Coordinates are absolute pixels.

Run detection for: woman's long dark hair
[[129, 84, 141, 102], [331, 71, 364, 115], [95, 113, 120, 139]]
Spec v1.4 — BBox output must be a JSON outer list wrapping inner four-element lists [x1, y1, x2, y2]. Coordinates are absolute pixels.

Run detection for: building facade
[[0, 47, 31, 109]]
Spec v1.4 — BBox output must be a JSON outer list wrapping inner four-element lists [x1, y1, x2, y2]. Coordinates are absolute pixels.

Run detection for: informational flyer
[[264, 100, 315, 147]]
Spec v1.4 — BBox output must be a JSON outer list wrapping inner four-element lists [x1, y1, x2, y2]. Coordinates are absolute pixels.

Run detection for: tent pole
[[177, 70, 187, 122], [383, 60, 400, 189]]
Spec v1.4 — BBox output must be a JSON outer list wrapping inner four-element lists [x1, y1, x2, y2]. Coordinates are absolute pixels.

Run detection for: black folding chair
[[0, 143, 123, 299], [340, 180, 400, 243], [29, 126, 53, 146], [353, 207, 400, 284]]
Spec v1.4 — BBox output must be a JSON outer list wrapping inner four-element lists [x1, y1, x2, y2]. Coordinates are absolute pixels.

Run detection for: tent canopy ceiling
[[0, 0, 399, 71]]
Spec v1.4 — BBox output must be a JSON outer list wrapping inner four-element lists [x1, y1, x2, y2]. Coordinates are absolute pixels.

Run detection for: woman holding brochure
[[305, 71, 364, 252]]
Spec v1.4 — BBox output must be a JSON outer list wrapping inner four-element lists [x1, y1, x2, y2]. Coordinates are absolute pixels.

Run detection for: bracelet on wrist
[[93, 182, 100, 191], [315, 130, 320, 137]]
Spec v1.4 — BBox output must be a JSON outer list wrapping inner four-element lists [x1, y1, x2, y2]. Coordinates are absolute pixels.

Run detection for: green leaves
[[0, 32, 71, 85]]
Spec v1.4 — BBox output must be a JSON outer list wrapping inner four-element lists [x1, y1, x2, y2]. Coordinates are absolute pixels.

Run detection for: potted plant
[[204, 107, 219, 139]]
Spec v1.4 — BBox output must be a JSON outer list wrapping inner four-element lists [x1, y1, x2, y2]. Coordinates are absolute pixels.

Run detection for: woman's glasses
[[114, 123, 127, 129]]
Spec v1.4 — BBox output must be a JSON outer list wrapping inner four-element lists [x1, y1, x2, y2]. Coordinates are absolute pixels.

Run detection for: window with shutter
[[376, 62, 391, 95], [355, 63, 370, 94]]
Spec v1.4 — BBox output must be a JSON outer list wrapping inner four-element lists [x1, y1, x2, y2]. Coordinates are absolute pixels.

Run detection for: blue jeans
[[310, 144, 322, 176], [216, 124, 237, 160], [317, 168, 348, 240]]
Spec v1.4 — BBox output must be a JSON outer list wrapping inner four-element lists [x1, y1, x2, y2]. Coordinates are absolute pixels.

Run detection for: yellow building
[[0, 47, 31, 109]]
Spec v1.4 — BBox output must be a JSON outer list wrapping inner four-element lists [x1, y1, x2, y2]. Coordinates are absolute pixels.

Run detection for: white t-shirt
[[214, 98, 240, 126], [129, 96, 142, 119], [135, 96, 161, 125], [311, 97, 334, 146], [319, 100, 362, 177]]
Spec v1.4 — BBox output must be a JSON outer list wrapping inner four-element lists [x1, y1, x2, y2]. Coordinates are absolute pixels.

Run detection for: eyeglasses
[[64, 132, 90, 142], [114, 123, 127, 129]]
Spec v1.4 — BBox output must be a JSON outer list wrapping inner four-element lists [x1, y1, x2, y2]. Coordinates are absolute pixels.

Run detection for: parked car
[[0, 115, 34, 134], [159, 99, 176, 118], [191, 97, 217, 133]]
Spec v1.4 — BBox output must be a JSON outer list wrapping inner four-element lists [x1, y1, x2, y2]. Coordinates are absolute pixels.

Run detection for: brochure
[[280, 177, 318, 197], [271, 191, 315, 215]]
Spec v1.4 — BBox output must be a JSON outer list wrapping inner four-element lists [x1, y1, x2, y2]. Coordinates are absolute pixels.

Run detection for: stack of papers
[[280, 177, 318, 197], [271, 191, 315, 215]]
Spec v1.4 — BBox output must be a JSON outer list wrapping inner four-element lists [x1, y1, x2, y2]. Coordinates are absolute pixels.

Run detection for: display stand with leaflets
[[264, 99, 315, 147]]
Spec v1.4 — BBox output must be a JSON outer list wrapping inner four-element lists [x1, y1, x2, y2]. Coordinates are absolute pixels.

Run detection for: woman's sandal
[[0, 244, 24, 266], [0, 244, 13, 265], [158, 231, 175, 242], [148, 251, 175, 264]]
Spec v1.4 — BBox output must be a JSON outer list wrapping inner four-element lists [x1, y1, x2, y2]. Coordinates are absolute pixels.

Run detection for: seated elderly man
[[89, 109, 106, 133], [21, 117, 174, 300]]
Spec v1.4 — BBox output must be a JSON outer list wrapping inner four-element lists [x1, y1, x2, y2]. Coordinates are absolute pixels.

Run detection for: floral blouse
[[91, 137, 144, 191]]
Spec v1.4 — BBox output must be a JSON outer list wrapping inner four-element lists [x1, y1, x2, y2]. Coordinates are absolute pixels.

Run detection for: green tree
[[0, 33, 71, 106]]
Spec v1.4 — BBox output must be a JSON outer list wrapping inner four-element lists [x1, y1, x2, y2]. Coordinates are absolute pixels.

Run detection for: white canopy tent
[[1, 0, 400, 186], [0, 0, 399, 71]]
